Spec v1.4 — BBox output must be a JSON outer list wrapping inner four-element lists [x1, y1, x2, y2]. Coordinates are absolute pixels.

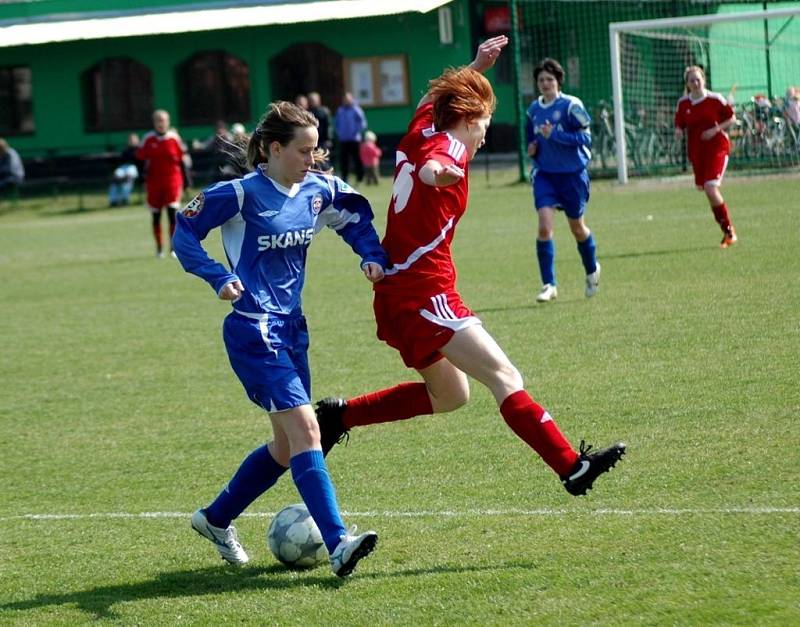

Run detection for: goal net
[[609, 6, 800, 182]]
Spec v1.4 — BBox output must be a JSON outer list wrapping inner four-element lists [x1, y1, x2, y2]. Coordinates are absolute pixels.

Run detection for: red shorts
[[147, 182, 183, 211], [373, 288, 482, 370], [691, 152, 729, 189]]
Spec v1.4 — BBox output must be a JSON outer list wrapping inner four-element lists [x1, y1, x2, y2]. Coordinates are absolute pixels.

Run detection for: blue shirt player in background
[[173, 101, 388, 577], [525, 58, 600, 303]]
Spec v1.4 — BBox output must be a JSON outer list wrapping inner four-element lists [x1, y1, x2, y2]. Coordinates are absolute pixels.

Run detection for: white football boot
[[191, 508, 249, 565], [536, 283, 558, 303], [585, 263, 601, 298], [329, 526, 378, 577]]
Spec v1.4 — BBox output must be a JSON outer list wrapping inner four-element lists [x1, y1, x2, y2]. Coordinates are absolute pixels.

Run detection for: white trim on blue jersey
[[173, 168, 388, 316], [526, 93, 592, 173]]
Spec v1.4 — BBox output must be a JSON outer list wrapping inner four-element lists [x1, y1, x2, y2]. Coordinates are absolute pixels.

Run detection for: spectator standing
[[784, 87, 800, 126], [193, 120, 236, 181], [136, 109, 187, 258], [359, 131, 382, 185], [193, 120, 234, 152], [308, 91, 332, 151], [294, 94, 309, 111], [334, 92, 367, 182], [0, 138, 25, 195]]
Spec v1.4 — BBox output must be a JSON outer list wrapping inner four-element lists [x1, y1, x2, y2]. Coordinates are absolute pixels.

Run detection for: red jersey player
[[316, 35, 626, 498], [674, 66, 738, 248], [136, 109, 186, 257]]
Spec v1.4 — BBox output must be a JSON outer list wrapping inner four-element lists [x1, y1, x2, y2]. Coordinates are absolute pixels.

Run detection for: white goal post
[[609, 6, 800, 183]]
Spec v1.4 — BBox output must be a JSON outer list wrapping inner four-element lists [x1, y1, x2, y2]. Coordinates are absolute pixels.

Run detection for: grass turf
[[1, 170, 798, 625]]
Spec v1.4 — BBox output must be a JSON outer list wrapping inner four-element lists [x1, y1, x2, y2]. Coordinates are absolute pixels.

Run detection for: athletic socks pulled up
[[576, 232, 597, 275], [500, 390, 578, 476], [711, 202, 732, 232], [536, 239, 556, 286], [205, 444, 287, 529], [343, 382, 433, 429], [290, 449, 347, 553]]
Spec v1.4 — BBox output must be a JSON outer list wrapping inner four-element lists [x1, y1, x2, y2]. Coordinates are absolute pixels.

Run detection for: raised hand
[[470, 35, 509, 73]]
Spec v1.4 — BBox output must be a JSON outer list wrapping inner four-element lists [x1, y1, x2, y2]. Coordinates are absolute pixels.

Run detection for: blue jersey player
[[525, 58, 600, 303], [174, 101, 388, 577]]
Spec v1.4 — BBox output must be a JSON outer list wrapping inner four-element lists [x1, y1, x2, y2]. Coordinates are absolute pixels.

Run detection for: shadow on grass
[[0, 564, 338, 620], [601, 246, 710, 260], [38, 202, 141, 217], [0, 561, 533, 620]]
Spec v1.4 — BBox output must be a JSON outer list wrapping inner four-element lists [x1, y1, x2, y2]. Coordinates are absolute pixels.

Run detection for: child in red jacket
[[359, 131, 382, 186]]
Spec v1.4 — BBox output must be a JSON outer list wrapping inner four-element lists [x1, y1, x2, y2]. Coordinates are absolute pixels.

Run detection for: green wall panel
[[1, 0, 477, 157]]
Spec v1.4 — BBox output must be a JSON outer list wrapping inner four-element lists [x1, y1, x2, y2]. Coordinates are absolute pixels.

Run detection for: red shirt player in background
[[316, 35, 626, 498], [675, 66, 738, 248], [136, 109, 186, 258]]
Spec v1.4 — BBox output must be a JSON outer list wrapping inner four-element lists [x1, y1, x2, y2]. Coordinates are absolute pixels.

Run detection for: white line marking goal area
[[1, 506, 798, 522]]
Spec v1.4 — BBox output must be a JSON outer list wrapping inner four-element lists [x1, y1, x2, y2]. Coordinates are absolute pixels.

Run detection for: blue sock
[[290, 449, 347, 553], [205, 445, 287, 528], [536, 239, 556, 285], [577, 233, 597, 274]]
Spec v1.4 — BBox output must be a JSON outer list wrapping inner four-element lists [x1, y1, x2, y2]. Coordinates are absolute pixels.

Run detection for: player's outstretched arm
[[417, 35, 509, 108], [468, 35, 508, 74]]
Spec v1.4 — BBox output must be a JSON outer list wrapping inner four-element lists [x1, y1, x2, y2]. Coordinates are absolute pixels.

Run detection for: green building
[[0, 0, 480, 160], [2, 0, 796, 175]]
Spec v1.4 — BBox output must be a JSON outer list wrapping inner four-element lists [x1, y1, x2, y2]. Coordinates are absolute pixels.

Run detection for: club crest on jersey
[[182, 193, 204, 218], [311, 194, 323, 215]]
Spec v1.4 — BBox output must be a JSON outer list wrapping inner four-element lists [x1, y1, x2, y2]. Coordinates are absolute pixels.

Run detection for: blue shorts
[[222, 311, 311, 412], [532, 169, 590, 219]]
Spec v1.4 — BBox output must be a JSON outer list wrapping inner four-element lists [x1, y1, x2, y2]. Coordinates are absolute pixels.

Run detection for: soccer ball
[[267, 503, 326, 569]]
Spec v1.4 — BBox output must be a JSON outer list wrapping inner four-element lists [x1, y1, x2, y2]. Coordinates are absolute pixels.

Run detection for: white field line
[[1, 506, 798, 522]]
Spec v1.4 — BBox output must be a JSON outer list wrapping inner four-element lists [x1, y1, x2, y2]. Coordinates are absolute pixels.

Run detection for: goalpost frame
[[608, 6, 800, 184]]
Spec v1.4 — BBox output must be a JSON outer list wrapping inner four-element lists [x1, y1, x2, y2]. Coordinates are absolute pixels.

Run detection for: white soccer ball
[[267, 503, 326, 569]]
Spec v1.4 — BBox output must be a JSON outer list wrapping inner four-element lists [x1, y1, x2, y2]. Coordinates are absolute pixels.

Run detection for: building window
[[177, 51, 250, 126], [343, 56, 409, 107], [0, 65, 34, 135], [82, 57, 153, 132]]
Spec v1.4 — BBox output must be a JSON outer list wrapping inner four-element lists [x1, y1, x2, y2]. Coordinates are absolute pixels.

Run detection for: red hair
[[429, 67, 497, 131]]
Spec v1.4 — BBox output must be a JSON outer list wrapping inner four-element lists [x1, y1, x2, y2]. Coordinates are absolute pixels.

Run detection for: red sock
[[711, 203, 731, 232], [500, 390, 578, 476], [343, 382, 433, 428]]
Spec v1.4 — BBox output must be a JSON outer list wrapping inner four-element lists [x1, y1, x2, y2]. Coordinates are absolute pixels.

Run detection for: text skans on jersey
[[257, 228, 314, 251]]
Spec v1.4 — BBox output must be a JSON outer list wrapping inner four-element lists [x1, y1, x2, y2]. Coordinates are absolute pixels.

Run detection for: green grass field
[[1, 170, 799, 625]]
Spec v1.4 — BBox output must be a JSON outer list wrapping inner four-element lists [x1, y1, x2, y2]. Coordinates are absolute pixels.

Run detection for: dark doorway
[[270, 43, 343, 110]]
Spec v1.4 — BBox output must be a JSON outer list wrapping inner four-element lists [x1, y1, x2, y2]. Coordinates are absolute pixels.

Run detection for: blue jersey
[[525, 93, 592, 173], [173, 165, 388, 317]]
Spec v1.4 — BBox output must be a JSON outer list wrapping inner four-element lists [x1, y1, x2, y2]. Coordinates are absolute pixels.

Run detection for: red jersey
[[674, 91, 734, 163], [136, 130, 185, 189], [375, 102, 469, 296]]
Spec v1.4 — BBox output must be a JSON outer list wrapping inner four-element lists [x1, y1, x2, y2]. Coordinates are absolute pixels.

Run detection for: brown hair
[[429, 67, 497, 131], [221, 101, 329, 175], [247, 101, 327, 169], [534, 58, 565, 87]]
